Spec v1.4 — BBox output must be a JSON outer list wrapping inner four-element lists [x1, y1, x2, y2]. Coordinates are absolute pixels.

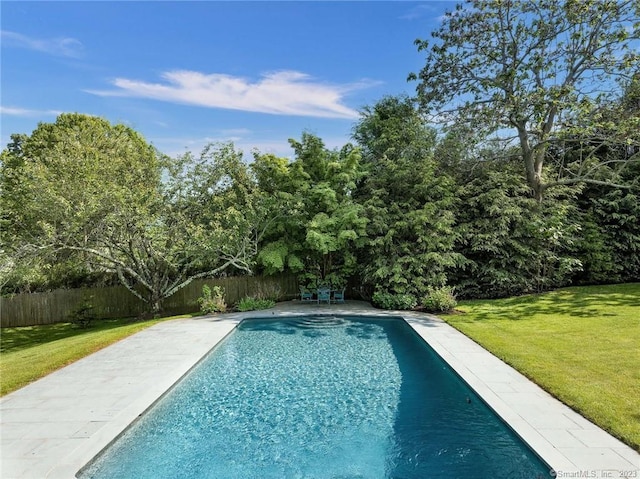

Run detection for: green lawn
[[0, 314, 196, 396], [443, 283, 640, 452]]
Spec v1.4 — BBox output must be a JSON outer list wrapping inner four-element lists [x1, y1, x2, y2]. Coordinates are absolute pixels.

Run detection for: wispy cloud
[[399, 3, 452, 21], [399, 4, 433, 21], [0, 106, 63, 117], [87, 70, 379, 119], [1, 30, 84, 58]]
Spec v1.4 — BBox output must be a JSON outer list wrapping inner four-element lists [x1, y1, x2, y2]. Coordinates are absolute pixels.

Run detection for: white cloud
[[87, 70, 379, 119], [0, 106, 63, 117], [399, 4, 434, 21], [399, 3, 452, 22], [1, 30, 83, 58]]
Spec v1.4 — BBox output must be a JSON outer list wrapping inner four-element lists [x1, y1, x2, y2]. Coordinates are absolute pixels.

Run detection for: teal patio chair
[[317, 286, 331, 304], [300, 287, 313, 302], [332, 288, 345, 304]]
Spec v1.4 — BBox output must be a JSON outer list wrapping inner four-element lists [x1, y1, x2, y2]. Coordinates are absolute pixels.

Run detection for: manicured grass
[[0, 314, 197, 396], [443, 283, 640, 452]]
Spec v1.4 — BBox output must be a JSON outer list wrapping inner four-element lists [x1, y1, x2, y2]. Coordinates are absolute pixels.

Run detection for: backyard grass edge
[[441, 283, 640, 452]]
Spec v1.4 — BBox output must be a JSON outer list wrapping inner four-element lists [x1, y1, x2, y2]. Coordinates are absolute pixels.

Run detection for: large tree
[[253, 133, 367, 289], [353, 95, 465, 301], [1, 114, 263, 313], [1, 115, 161, 293], [410, 0, 640, 200]]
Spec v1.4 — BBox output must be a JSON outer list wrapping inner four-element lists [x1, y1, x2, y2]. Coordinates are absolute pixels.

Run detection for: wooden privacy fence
[[0, 274, 299, 328]]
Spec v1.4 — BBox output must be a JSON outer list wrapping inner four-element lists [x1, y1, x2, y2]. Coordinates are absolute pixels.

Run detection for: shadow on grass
[[447, 283, 640, 322], [0, 317, 140, 354]]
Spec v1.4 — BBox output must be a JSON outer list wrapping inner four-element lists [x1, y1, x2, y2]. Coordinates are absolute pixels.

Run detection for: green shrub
[[198, 285, 226, 314], [236, 296, 276, 312], [371, 291, 417, 310], [422, 286, 457, 313], [68, 296, 96, 328], [371, 291, 392, 309]]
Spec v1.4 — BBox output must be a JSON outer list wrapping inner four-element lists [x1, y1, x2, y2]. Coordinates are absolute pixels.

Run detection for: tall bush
[[198, 285, 226, 314], [451, 160, 582, 298], [353, 95, 465, 299]]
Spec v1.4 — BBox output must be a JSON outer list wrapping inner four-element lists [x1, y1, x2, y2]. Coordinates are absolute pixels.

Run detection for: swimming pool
[[78, 316, 550, 478]]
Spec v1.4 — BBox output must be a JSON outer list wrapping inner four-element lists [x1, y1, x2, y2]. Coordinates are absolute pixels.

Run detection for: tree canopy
[[2, 4, 639, 313], [1, 114, 265, 313], [353, 95, 465, 302], [253, 132, 367, 289], [410, 0, 640, 200]]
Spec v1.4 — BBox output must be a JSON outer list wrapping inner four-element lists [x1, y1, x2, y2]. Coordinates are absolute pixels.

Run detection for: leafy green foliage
[[422, 286, 457, 313], [353, 96, 465, 299], [236, 296, 275, 312], [1, 115, 159, 293], [67, 296, 97, 329], [257, 241, 292, 274], [198, 285, 226, 314], [575, 181, 640, 285], [2, 53, 638, 313], [1, 115, 265, 313], [410, 0, 640, 200], [371, 291, 417, 310], [253, 133, 367, 289], [451, 157, 583, 298]]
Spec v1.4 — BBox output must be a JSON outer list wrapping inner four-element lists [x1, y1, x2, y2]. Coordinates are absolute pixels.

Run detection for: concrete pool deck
[[1, 301, 638, 478]]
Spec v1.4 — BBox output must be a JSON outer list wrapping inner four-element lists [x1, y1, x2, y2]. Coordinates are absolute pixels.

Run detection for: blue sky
[[1, 1, 454, 159]]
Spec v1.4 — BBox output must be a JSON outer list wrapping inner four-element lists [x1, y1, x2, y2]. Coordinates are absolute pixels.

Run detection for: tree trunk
[[521, 140, 545, 202], [149, 293, 163, 317]]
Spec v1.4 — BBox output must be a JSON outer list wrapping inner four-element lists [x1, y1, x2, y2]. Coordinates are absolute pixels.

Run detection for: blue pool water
[[79, 316, 550, 478]]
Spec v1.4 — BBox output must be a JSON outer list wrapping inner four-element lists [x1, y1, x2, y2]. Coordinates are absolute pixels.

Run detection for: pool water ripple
[[79, 316, 549, 479]]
